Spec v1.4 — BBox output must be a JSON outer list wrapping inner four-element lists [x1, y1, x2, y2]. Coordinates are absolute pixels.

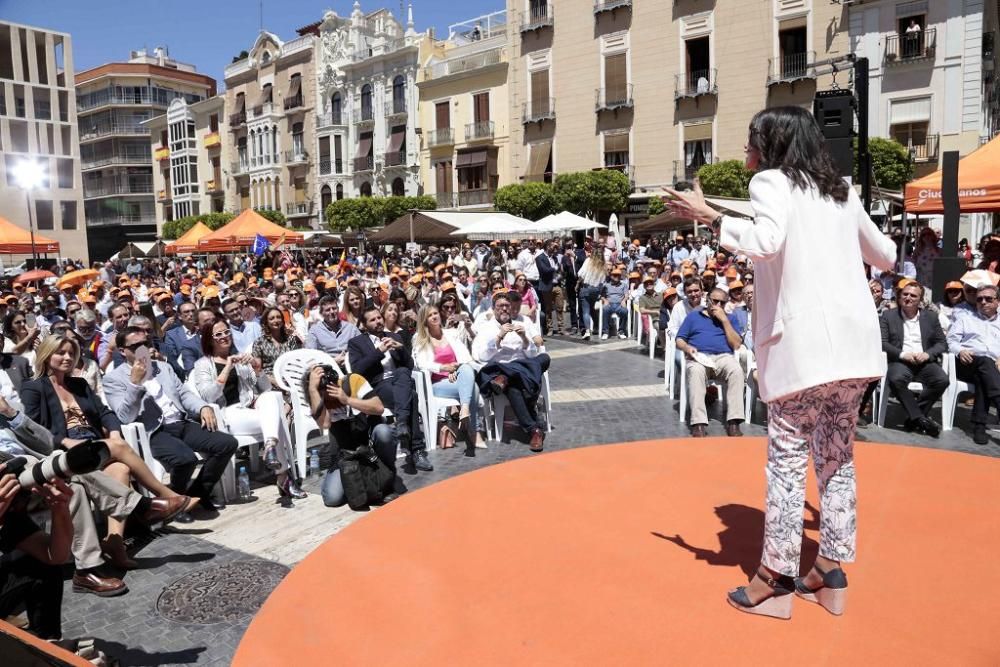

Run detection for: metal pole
[[23, 189, 38, 266], [855, 57, 872, 214]]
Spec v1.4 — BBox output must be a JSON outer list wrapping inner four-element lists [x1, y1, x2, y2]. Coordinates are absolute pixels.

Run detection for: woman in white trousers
[[190, 320, 305, 499], [666, 106, 897, 619]]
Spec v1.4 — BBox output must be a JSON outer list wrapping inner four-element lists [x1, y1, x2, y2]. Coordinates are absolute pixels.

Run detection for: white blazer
[[719, 170, 897, 402], [413, 327, 474, 374]]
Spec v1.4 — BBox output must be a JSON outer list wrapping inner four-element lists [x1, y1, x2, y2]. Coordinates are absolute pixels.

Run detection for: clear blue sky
[[0, 0, 502, 85]]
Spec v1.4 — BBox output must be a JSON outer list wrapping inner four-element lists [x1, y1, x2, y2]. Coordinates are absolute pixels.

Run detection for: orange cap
[[663, 287, 678, 299]]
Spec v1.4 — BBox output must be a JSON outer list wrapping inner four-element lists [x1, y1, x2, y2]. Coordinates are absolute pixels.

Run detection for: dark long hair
[[748, 106, 850, 203]]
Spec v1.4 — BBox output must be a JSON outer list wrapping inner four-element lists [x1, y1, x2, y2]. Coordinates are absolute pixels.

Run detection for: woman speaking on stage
[[665, 106, 897, 619]]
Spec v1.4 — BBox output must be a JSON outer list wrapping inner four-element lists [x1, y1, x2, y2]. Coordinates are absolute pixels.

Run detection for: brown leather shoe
[[529, 428, 545, 452], [72, 571, 128, 597], [489, 374, 508, 395], [140, 495, 189, 525], [726, 421, 743, 437], [690, 424, 707, 437], [100, 535, 137, 570]]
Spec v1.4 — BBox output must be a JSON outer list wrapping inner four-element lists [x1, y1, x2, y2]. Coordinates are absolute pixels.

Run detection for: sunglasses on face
[[977, 296, 996, 303], [123, 341, 146, 352], [212, 330, 232, 339], [710, 299, 726, 305]]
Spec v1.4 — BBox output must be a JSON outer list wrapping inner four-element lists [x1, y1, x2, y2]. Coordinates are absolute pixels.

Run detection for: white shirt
[[901, 311, 923, 356], [369, 334, 396, 373], [517, 248, 540, 281], [471, 317, 538, 364], [668, 299, 703, 338], [141, 376, 184, 424]]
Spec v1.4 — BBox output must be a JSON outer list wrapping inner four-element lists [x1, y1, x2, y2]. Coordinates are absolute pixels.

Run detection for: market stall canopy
[[528, 211, 606, 234], [165, 222, 213, 255], [449, 214, 535, 240], [372, 211, 535, 244], [115, 242, 146, 260], [197, 210, 303, 252], [904, 135, 1000, 213], [0, 216, 59, 255]]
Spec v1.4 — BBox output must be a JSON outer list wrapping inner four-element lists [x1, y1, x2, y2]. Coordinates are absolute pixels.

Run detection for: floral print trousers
[[761, 378, 872, 576]]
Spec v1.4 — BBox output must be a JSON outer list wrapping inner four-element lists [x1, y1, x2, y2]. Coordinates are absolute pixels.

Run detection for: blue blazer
[[163, 326, 203, 380], [535, 253, 556, 292], [21, 376, 122, 448]]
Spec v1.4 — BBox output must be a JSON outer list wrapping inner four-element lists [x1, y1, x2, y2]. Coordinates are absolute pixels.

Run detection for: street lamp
[[14, 159, 46, 265]]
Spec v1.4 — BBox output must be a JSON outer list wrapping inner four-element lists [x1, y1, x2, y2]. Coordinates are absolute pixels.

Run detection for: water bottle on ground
[[309, 450, 320, 476], [237, 465, 252, 501]]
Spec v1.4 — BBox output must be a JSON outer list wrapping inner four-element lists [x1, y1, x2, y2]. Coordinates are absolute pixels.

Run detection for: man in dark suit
[[534, 240, 559, 336], [348, 306, 433, 472], [880, 281, 949, 436], [163, 302, 204, 380], [563, 242, 581, 334]]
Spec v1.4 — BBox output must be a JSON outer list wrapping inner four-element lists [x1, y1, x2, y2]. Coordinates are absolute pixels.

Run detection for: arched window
[[392, 75, 405, 114], [262, 51, 271, 64], [321, 184, 332, 212], [361, 84, 372, 121], [391, 177, 405, 197], [336, 183, 344, 200], [360, 181, 372, 197], [331, 92, 342, 125]]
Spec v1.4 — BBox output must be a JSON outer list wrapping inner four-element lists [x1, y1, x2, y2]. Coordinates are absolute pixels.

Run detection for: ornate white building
[[312, 3, 429, 216]]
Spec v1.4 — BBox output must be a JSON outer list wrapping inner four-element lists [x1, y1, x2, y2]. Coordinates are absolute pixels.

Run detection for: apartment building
[[0, 21, 89, 263], [224, 28, 317, 227], [146, 95, 229, 229], [506, 0, 850, 222], [848, 0, 1000, 178], [309, 3, 429, 220], [418, 11, 512, 210], [76, 47, 215, 260]]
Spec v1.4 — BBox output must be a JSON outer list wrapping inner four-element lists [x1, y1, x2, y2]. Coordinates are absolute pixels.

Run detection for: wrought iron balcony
[[766, 52, 817, 86], [428, 128, 454, 148], [675, 69, 718, 99], [283, 149, 309, 164], [230, 161, 250, 176], [285, 201, 314, 216], [594, 0, 631, 14], [383, 150, 407, 167], [595, 85, 634, 111], [385, 99, 407, 117], [353, 156, 374, 172], [436, 192, 457, 208], [905, 134, 939, 162], [283, 94, 303, 112], [672, 157, 717, 183], [465, 120, 495, 141], [885, 28, 936, 64], [521, 5, 553, 33], [458, 189, 493, 207], [354, 106, 375, 125], [315, 112, 346, 128], [318, 158, 344, 175], [522, 97, 556, 124], [229, 112, 246, 128]]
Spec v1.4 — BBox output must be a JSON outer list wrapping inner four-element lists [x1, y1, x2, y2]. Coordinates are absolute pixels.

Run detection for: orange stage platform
[[234, 438, 1000, 666]]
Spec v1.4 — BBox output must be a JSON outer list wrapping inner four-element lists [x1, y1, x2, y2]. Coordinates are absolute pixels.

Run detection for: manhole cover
[[156, 560, 289, 624]]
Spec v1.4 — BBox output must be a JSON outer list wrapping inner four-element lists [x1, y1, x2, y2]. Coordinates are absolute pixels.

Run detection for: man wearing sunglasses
[[947, 284, 1000, 445], [674, 288, 746, 437]]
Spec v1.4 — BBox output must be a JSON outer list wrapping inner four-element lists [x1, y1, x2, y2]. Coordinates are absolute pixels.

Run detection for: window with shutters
[[530, 70, 550, 118], [361, 84, 372, 121], [603, 133, 629, 168], [331, 92, 342, 124], [603, 53, 629, 107], [473, 92, 490, 123]]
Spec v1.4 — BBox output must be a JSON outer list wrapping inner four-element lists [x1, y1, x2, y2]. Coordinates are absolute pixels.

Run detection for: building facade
[[146, 96, 229, 229], [224, 28, 318, 228], [505, 0, 851, 222], [418, 11, 512, 210], [75, 48, 215, 260], [0, 21, 89, 263], [311, 3, 428, 220]]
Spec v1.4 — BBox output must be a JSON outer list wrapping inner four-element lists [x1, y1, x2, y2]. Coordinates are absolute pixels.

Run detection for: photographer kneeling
[[305, 365, 398, 509]]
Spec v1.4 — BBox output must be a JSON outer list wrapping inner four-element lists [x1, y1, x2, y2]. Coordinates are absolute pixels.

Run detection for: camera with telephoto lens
[[316, 364, 340, 391], [0, 440, 111, 489]]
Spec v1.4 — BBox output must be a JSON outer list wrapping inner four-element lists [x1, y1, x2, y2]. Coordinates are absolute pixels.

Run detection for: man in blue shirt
[[947, 283, 1000, 444], [675, 287, 745, 437], [223, 298, 261, 354]]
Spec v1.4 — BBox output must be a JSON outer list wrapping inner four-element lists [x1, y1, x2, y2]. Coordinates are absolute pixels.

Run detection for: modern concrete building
[[146, 95, 229, 230], [506, 0, 851, 223], [0, 21, 89, 264], [75, 47, 215, 260], [311, 3, 429, 220], [418, 11, 512, 210], [224, 27, 318, 228]]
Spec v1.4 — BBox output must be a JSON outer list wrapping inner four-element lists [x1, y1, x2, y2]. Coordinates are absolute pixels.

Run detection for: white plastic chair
[[743, 348, 760, 424], [413, 369, 462, 451], [664, 336, 677, 396], [482, 370, 552, 442], [677, 351, 741, 424], [121, 422, 168, 498], [942, 352, 973, 431], [597, 300, 631, 339], [274, 348, 336, 477]]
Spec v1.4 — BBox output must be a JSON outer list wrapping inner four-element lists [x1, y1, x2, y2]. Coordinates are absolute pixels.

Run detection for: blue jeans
[[602, 302, 628, 334], [577, 285, 600, 332], [432, 364, 482, 433], [321, 424, 396, 507]]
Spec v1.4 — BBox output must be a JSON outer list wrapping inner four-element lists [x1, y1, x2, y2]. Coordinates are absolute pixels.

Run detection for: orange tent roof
[[905, 135, 1000, 213], [165, 221, 213, 255], [197, 209, 304, 252], [0, 215, 60, 255]]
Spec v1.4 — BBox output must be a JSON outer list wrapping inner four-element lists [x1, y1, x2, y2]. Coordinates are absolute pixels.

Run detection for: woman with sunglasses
[[439, 293, 475, 349], [190, 320, 304, 499], [665, 106, 897, 619]]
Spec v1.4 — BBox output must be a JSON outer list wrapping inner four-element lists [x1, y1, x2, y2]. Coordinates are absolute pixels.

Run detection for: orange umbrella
[[166, 221, 213, 255], [14, 269, 56, 284], [56, 268, 99, 289], [197, 209, 304, 252]]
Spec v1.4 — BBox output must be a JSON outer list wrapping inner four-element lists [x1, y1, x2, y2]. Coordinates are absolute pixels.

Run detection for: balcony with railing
[[315, 112, 346, 128], [423, 47, 505, 80], [675, 69, 718, 99], [521, 5, 554, 32], [86, 212, 157, 227], [225, 57, 254, 80], [76, 88, 169, 112], [284, 149, 309, 165], [203, 132, 221, 149], [595, 163, 635, 184], [250, 102, 277, 119], [673, 157, 717, 183], [382, 150, 407, 167], [767, 51, 817, 86], [318, 158, 344, 175], [595, 85, 634, 112], [84, 177, 154, 198], [230, 160, 250, 176], [281, 35, 314, 59], [522, 97, 556, 124], [81, 151, 151, 170], [354, 106, 375, 126], [436, 192, 457, 208], [80, 123, 151, 141], [285, 201, 314, 216], [353, 155, 375, 172], [283, 94, 304, 112], [457, 189, 493, 207], [229, 112, 247, 128], [465, 120, 495, 141], [428, 128, 454, 148], [904, 134, 940, 162], [594, 0, 632, 14], [384, 98, 408, 118], [885, 28, 936, 64]]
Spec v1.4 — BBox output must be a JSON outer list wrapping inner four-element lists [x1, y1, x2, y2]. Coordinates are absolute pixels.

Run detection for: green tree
[[324, 195, 435, 232], [378, 195, 436, 226], [256, 208, 287, 226], [697, 160, 754, 198], [553, 170, 630, 218], [493, 182, 558, 221], [646, 196, 666, 218], [859, 136, 914, 191], [232, 50, 249, 64]]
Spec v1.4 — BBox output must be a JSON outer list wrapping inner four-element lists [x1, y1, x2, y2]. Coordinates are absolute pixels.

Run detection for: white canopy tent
[[448, 214, 535, 240], [528, 210, 607, 235]]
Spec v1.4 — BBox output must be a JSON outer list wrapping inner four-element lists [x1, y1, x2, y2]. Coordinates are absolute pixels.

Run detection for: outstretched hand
[[661, 179, 718, 225]]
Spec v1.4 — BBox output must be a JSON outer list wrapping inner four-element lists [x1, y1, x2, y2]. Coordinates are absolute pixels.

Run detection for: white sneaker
[[600, 333, 609, 340], [582, 330, 591, 340], [618, 332, 628, 339]]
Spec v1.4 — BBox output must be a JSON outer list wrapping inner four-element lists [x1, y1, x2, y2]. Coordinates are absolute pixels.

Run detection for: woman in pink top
[[413, 305, 485, 448], [514, 273, 538, 320]]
